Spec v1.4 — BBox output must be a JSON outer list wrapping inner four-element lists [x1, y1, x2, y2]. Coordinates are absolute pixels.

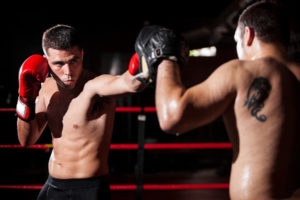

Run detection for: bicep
[[177, 62, 237, 132], [86, 71, 143, 98], [86, 74, 122, 97]]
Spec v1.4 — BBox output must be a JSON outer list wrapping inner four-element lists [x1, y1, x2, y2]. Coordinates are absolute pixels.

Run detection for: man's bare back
[[223, 58, 300, 199], [155, 56, 300, 200]]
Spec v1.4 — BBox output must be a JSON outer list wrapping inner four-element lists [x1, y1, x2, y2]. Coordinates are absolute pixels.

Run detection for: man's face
[[234, 25, 247, 60], [46, 46, 83, 89]]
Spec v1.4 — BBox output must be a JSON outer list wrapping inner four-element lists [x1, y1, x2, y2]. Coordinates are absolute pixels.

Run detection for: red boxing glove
[[128, 53, 139, 75], [16, 55, 48, 122], [128, 52, 150, 84]]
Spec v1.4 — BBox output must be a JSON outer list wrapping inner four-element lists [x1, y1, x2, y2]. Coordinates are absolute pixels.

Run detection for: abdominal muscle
[[48, 129, 111, 179]]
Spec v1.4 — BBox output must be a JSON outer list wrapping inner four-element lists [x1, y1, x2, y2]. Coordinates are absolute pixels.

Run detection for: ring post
[[136, 110, 146, 200]]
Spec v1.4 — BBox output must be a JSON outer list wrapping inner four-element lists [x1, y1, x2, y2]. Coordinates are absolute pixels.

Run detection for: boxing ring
[[0, 107, 231, 199]]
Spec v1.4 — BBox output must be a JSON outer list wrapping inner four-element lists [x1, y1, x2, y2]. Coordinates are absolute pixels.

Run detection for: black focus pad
[[134, 25, 189, 85]]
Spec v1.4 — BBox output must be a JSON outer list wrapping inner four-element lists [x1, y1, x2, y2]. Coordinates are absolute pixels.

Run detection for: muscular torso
[[223, 58, 300, 199], [40, 71, 116, 179]]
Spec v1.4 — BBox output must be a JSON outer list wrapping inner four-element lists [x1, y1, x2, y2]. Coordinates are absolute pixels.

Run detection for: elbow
[[18, 131, 35, 147], [20, 142, 30, 148], [157, 106, 182, 134], [159, 119, 178, 134], [18, 138, 33, 147]]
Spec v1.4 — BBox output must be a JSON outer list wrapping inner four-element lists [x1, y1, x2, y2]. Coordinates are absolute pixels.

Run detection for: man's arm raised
[[16, 55, 49, 146], [155, 59, 238, 134], [83, 54, 146, 99]]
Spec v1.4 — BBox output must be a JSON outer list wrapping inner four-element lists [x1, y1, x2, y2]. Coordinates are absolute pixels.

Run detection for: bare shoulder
[[206, 59, 241, 87], [234, 57, 283, 77], [213, 59, 242, 79], [189, 59, 241, 100], [217, 59, 241, 71], [39, 77, 57, 96], [35, 77, 57, 112]]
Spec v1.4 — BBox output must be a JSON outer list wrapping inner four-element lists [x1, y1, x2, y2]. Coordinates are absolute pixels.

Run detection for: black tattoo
[[244, 77, 272, 122]]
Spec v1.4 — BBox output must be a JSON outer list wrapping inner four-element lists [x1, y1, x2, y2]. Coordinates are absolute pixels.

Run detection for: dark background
[[1, 0, 299, 199]]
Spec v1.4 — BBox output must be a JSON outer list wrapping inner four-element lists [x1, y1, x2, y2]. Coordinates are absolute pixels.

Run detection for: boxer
[[135, 2, 300, 200], [16, 24, 145, 200]]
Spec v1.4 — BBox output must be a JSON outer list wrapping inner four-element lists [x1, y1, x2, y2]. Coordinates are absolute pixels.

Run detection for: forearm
[[155, 60, 186, 133], [123, 71, 147, 93], [17, 118, 43, 146]]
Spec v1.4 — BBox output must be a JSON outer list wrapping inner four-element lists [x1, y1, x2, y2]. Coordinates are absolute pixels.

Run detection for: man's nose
[[63, 64, 72, 76]]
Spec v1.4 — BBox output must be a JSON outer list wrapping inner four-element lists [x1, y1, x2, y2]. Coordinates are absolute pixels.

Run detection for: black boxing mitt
[[134, 25, 189, 85]]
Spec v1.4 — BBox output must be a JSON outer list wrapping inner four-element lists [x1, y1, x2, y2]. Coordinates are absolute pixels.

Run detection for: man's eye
[[53, 62, 64, 69], [69, 59, 77, 65], [53, 61, 64, 66]]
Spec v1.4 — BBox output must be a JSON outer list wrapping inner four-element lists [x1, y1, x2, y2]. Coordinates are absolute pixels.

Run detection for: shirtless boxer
[[134, 2, 300, 200], [16, 24, 145, 200]]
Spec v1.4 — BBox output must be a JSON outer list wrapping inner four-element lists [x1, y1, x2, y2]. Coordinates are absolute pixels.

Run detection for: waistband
[[46, 175, 110, 190]]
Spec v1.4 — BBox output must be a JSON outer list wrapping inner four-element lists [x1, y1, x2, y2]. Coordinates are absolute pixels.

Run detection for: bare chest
[[46, 93, 110, 138]]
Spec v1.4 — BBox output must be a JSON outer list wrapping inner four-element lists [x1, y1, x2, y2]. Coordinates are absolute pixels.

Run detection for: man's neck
[[249, 41, 288, 62]]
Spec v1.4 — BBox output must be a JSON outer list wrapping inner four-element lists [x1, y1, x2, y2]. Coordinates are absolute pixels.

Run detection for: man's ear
[[42, 47, 48, 59], [245, 26, 254, 46]]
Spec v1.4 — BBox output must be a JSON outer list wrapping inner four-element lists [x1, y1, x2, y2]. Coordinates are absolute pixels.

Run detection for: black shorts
[[37, 175, 111, 200]]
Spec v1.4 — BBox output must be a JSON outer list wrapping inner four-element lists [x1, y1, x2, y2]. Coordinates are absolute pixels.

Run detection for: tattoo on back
[[244, 77, 272, 122]]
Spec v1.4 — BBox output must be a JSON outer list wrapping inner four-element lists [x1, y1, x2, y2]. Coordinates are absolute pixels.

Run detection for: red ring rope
[[0, 143, 232, 150], [0, 183, 229, 190], [144, 143, 232, 149], [0, 108, 16, 112], [0, 107, 157, 113], [142, 184, 229, 190]]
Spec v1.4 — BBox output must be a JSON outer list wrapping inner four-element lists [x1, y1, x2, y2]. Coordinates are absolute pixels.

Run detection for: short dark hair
[[42, 24, 82, 55], [238, 1, 290, 47]]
